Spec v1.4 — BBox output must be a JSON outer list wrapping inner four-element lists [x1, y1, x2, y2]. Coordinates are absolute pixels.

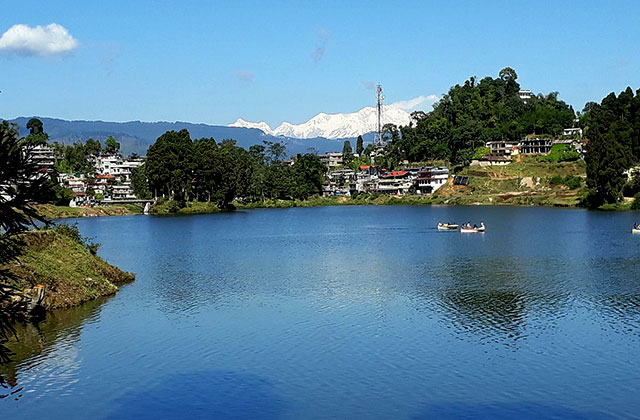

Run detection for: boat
[[633, 228, 640, 234], [437, 222, 459, 230], [461, 222, 485, 233]]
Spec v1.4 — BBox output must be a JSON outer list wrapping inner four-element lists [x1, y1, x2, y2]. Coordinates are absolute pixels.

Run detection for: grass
[[1, 230, 134, 309], [35, 203, 142, 219], [440, 156, 587, 207], [149, 200, 220, 215]]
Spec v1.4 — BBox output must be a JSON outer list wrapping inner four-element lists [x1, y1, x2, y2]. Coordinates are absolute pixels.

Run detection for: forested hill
[[6, 117, 373, 156]]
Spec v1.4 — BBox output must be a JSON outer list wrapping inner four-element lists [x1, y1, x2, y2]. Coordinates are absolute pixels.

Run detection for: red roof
[[96, 174, 116, 179], [359, 165, 380, 170], [383, 171, 408, 178]]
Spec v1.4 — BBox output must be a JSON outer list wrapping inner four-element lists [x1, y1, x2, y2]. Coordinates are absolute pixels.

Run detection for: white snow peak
[[227, 105, 414, 139]]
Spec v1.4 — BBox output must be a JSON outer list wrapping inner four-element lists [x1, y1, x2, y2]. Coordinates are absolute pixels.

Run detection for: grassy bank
[[35, 203, 142, 219], [434, 157, 587, 207], [1, 229, 134, 310], [149, 200, 220, 215]]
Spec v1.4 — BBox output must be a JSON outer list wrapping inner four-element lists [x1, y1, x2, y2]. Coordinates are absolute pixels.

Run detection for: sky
[[1, 0, 640, 127]]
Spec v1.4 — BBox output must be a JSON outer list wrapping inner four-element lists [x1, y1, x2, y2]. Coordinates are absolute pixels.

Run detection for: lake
[[2, 206, 640, 419]]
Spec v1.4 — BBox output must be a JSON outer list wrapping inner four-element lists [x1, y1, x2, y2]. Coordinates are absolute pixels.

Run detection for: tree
[[583, 89, 638, 206], [26, 118, 44, 135], [291, 154, 326, 199], [146, 129, 193, 200], [84, 138, 102, 156], [22, 118, 48, 146], [499, 67, 518, 83], [131, 165, 151, 199], [1, 120, 52, 369], [356, 135, 364, 155], [342, 140, 354, 165], [263, 140, 287, 163], [104, 136, 120, 155]]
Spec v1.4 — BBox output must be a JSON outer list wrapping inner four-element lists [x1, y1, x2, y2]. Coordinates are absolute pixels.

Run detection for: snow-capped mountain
[[228, 119, 274, 135], [228, 105, 412, 139]]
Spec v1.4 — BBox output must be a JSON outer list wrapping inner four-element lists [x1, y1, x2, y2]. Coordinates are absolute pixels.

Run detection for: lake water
[[2, 206, 640, 419]]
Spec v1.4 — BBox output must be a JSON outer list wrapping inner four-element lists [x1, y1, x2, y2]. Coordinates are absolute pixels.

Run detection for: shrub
[[549, 176, 564, 185], [622, 176, 640, 197], [564, 175, 583, 189], [166, 200, 181, 213], [54, 223, 101, 255], [632, 193, 640, 210], [472, 146, 490, 159]]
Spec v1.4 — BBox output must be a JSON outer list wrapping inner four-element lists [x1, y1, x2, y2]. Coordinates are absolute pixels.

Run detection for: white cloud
[[390, 95, 439, 112], [235, 69, 255, 82], [0, 23, 78, 56], [310, 25, 328, 63], [361, 80, 375, 90]]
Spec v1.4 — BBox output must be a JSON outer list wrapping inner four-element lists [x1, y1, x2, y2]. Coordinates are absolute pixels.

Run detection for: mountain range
[[6, 117, 376, 157], [229, 105, 411, 139]]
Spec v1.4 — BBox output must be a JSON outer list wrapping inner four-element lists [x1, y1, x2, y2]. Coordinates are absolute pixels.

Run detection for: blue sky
[[1, 0, 640, 127]]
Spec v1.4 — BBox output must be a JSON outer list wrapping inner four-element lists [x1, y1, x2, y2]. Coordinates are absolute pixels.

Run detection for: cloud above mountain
[[0, 23, 78, 56], [390, 95, 439, 112]]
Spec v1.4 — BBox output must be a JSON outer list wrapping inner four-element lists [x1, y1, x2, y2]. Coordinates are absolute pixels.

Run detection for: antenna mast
[[376, 84, 384, 146]]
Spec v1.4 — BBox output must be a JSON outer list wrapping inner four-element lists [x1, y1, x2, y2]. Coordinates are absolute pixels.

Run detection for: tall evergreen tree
[[356, 135, 364, 155]]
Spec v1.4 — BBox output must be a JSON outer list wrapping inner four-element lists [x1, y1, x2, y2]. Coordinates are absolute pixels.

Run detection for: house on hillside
[[376, 170, 415, 195], [486, 140, 520, 157], [416, 167, 450, 194], [318, 152, 344, 169], [562, 127, 583, 138], [520, 138, 553, 154], [470, 155, 512, 167]]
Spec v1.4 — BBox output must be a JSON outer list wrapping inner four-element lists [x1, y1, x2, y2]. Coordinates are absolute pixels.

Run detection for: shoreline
[[39, 195, 638, 221]]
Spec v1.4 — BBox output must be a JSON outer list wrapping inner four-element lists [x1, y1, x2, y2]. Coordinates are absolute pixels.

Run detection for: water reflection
[[0, 297, 110, 398]]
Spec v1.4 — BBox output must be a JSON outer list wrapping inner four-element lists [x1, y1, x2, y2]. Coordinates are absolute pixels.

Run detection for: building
[[562, 127, 583, 138], [25, 144, 56, 169], [109, 185, 136, 200], [470, 155, 512, 167], [416, 167, 449, 194], [486, 140, 520, 157], [518, 90, 533, 101], [318, 152, 344, 169], [96, 155, 122, 175], [376, 171, 415, 195], [520, 138, 553, 154]]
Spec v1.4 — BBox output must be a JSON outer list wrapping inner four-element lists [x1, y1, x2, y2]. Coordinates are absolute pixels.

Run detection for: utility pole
[[376, 84, 384, 147]]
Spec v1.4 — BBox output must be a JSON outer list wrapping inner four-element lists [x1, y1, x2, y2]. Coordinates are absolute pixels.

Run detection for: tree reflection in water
[[0, 297, 110, 398]]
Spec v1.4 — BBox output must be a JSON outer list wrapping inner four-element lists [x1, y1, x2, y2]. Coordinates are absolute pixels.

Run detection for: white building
[[562, 127, 583, 138], [96, 155, 122, 175], [319, 152, 344, 169], [25, 144, 56, 168], [416, 167, 450, 194], [518, 90, 533, 101]]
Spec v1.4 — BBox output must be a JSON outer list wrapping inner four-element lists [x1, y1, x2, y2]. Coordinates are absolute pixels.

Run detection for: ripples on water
[[2, 206, 640, 419]]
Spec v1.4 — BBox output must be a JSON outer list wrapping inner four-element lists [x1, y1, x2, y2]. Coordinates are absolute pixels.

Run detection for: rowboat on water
[[633, 228, 640, 234], [437, 222, 459, 230], [461, 222, 485, 233]]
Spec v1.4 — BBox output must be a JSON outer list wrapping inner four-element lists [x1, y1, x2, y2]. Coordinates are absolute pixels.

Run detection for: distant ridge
[[6, 117, 375, 156]]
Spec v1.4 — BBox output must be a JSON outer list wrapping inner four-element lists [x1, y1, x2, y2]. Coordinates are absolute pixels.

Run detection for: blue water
[[2, 206, 640, 419]]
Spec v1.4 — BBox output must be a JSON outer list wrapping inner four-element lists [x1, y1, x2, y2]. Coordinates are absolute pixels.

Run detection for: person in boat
[[473, 224, 478, 229]]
